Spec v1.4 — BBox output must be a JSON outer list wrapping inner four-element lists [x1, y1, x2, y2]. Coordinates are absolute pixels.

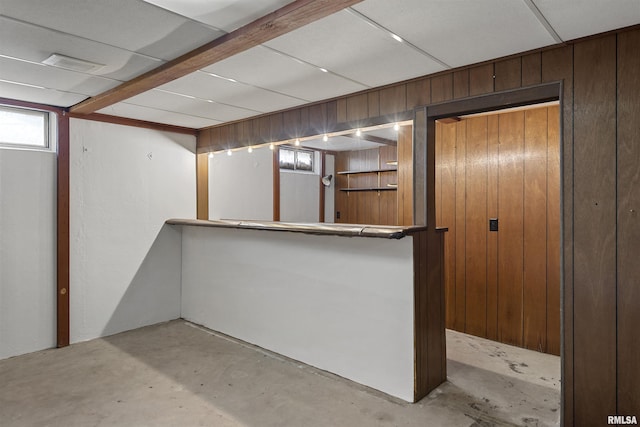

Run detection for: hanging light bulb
[[295, 138, 300, 146], [269, 143, 275, 150], [323, 134, 329, 142], [208, 152, 214, 159], [356, 129, 362, 137], [248, 146, 253, 153], [394, 123, 400, 131], [227, 149, 232, 156]]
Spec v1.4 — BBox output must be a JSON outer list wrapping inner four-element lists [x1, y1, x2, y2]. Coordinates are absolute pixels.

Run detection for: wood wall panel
[[406, 78, 431, 109], [464, 117, 488, 337], [453, 120, 466, 332], [494, 57, 522, 91], [617, 29, 640, 415], [379, 85, 406, 117], [573, 36, 617, 425], [367, 91, 380, 118], [469, 64, 494, 96], [453, 69, 470, 99], [397, 125, 413, 225], [546, 105, 561, 356], [486, 115, 499, 341], [522, 53, 542, 86], [196, 153, 209, 220], [497, 111, 525, 347], [431, 74, 453, 103], [346, 93, 369, 122], [523, 108, 548, 352]]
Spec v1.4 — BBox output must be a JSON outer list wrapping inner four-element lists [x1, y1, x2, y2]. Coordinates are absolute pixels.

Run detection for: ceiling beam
[[70, 0, 364, 114]]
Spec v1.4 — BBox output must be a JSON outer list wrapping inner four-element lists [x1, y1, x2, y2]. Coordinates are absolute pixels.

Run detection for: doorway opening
[[421, 83, 563, 425]]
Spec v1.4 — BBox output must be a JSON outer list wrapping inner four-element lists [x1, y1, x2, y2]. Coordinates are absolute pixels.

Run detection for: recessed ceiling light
[[390, 33, 403, 43], [42, 53, 104, 73], [319, 68, 328, 73]]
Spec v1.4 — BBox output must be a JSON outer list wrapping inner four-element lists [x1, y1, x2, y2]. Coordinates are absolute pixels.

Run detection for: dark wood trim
[[273, 149, 280, 221], [70, 0, 365, 114], [0, 97, 65, 113], [68, 112, 198, 136], [57, 111, 70, 348], [196, 153, 209, 220]]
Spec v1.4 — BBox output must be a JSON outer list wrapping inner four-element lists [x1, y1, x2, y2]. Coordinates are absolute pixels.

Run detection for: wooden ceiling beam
[[71, 0, 364, 114]]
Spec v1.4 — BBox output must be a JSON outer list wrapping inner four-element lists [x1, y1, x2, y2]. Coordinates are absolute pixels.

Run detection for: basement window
[[280, 147, 315, 172], [0, 105, 52, 150]]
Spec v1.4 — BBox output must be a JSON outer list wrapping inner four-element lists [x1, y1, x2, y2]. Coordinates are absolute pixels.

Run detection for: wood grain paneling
[[453, 120, 466, 332], [486, 114, 499, 341], [431, 75, 453, 104], [497, 111, 525, 347], [464, 116, 488, 337], [573, 35, 617, 425], [379, 85, 406, 117], [522, 53, 542, 86], [469, 64, 494, 96], [546, 105, 561, 356], [397, 125, 413, 225], [494, 58, 521, 91], [617, 28, 640, 415], [367, 91, 380, 118], [438, 122, 456, 329], [523, 107, 548, 352], [346, 93, 369, 122], [407, 78, 431, 109], [453, 69, 470, 99], [196, 153, 209, 220]]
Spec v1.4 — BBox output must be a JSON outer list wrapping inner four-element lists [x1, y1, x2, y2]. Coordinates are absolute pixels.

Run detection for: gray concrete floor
[[0, 320, 560, 427]]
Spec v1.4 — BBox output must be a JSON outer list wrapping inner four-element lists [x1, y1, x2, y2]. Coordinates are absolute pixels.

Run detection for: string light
[[208, 152, 213, 158], [269, 143, 275, 150], [295, 139, 300, 146], [393, 123, 400, 131], [356, 129, 362, 137], [227, 149, 232, 156], [323, 134, 328, 142], [248, 146, 253, 153]]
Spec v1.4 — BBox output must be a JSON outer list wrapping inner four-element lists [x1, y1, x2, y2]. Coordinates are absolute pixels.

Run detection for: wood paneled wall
[[198, 26, 640, 425], [335, 146, 397, 225], [435, 105, 560, 355]]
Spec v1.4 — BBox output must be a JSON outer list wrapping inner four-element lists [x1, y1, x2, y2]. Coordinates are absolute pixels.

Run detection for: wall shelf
[[340, 187, 397, 192]]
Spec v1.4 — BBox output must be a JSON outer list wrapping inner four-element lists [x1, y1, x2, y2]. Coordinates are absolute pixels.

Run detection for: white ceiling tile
[[0, 0, 223, 57], [264, 10, 446, 87], [202, 46, 369, 102], [126, 90, 258, 123], [353, 0, 557, 68], [160, 72, 306, 112], [0, 56, 118, 96], [97, 102, 220, 129], [0, 17, 162, 81], [532, 0, 640, 41], [0, 80, 86, 107], [142, 0, 293, 32]]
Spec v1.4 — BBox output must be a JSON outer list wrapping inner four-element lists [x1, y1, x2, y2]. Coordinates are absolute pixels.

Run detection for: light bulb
[[208, 152, 214, 158], [394, 123, 400, 131], [295, 139, 300, 146], [269, 143, 275, 150], [323, 134, 328, 142], [227, 149, 232, 156], [356, 129, 362, 137], [248, 146, 253, 153]]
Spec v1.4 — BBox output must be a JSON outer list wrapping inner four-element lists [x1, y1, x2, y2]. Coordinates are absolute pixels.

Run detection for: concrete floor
[[0, 320, 560, 427]]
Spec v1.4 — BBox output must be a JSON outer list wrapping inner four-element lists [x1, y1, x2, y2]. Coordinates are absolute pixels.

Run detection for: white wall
[[70, 119, 195, 343], [280, 170, 319, 223], [209, 147, 273, 221], [0, 149, 56, 360], [180, 226, 415, 402]]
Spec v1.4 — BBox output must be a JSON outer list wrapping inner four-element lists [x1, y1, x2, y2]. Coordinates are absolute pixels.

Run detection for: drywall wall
[[279, 170, 319, 222], [0, 149, 56, 360], [69, 119, 195, 343], [180, 226, 415, 402], [209, 147, 273, 220]]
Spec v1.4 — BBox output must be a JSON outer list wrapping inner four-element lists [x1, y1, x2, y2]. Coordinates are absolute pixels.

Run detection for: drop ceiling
[[1, 0, 638, 129]]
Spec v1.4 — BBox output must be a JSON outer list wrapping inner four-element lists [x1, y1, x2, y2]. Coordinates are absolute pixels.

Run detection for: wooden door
[[435, 104, 560, 355]]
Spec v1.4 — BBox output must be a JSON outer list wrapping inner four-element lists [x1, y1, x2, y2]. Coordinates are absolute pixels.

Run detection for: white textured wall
[[209, 147, 273, 221], [70, 119, 195, 343], [180, 226, 415, 402], [280, 170, 319, 223], [0, 149, 56, 360]]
